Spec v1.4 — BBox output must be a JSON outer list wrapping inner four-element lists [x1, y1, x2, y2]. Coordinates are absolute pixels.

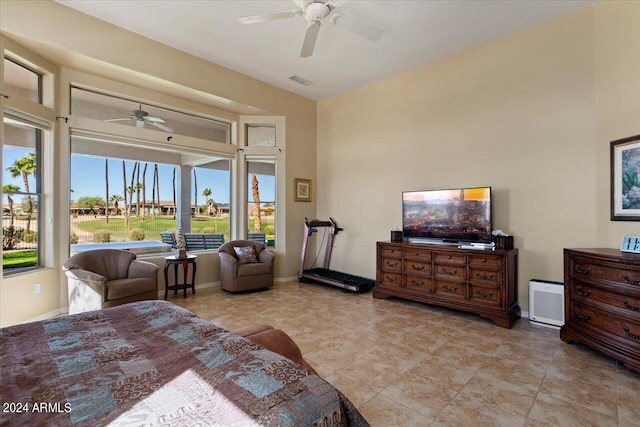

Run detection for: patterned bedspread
[[0, 300, 368, 426]]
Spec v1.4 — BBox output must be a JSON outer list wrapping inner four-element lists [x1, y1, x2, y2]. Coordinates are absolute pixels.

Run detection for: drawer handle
[[441, 284, 458, 293], [575, 309, 592, 321], [575, 286, 592, 297], [574, 265, 591, 275], [386, 261, 399, 268], [623, 299, 639, 312], [474, 289, 494, 299], [409, 279, 424, 287], [481, 258, 487, 263], [623, 275, 640, 286], [411, 264, 425, 271], [623, 326, 640, 341], [475, 272, 494, 280], [441, 268, 457, 276]]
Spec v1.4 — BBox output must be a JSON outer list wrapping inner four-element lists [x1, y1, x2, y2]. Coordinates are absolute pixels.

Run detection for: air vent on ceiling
[[288, 75, 314, 86]]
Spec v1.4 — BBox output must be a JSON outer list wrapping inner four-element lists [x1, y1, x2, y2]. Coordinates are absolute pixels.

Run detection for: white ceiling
[[55, 0, 594, 101]]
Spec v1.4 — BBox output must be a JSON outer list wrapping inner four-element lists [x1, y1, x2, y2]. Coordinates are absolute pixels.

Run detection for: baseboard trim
[[24, 308, 68, 324]]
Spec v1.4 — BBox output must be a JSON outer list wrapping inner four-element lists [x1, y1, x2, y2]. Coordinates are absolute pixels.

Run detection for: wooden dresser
[[373, 241, 520, 328], [561, 248, 640, 373]]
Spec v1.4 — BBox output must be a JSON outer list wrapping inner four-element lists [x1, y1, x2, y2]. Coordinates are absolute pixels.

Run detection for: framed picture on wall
[[294, 178, 312, 202], [611, 134, 640, 220]]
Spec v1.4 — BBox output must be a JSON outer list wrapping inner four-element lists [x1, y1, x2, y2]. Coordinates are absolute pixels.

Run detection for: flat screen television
[[402, 187, 492, 244]]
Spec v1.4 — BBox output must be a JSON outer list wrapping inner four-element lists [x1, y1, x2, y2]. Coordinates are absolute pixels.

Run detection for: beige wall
[[317, 2, 639, 312], [1, 0, 316, 326], [595, 1, 640, 245], [2, 1, 638, 325]]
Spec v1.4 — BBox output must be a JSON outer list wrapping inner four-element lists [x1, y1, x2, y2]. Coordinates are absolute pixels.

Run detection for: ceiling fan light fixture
[[305, 2, 330, 22], [136, 120, 145, 128]]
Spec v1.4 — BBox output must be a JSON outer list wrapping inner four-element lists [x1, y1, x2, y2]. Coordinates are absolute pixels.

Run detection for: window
[[247, 157, 276, 248], [71, 87, 231, 143], [191, 161, 231, 240], [3, 57, 41, 103], [2, 115, 44, 272], [70, 136, 232, 252], [246, 125, 276, 147]]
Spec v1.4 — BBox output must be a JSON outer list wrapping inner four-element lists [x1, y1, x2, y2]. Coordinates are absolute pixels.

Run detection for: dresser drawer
[[405, 274, 431, 291], [568, 255, 640, 287], [469, 267, 502, 285], [434, 252, 466, 265], [404, 248, 432, 261], [434, 264, 465, 280], [469, 254, 502, 269], [434, 280, 465, 299], [380, 245, 403, 258], [469, 283, 501, 307], [569, 301, 640, 348], [381, 257, 402, 271], [379, 271, 403, 289], [569, 279, 640, 319], [405, 259, 431, 275]]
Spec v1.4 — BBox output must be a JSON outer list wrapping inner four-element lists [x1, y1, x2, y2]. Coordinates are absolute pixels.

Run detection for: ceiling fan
[[105, 105, 174, 132], [239, 0, 383, 58]]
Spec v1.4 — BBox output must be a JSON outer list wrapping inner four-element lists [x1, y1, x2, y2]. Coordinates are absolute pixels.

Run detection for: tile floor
[[170, 281, 640, 427]]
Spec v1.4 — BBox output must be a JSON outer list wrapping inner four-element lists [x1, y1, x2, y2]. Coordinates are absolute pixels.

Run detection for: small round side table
[[164, 254, 197, 299]]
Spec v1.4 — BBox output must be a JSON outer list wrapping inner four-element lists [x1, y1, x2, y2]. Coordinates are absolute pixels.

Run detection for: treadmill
[[298, 218, 375, 292]]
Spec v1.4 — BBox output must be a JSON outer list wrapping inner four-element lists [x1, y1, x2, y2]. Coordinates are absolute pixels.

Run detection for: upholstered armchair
[[218, 240, 274, 292], [64, 249, 159, 314]]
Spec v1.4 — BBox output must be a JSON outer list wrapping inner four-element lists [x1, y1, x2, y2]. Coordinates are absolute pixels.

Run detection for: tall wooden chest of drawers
[[561, 248, 640, 373], [374, 241, 520, 328]]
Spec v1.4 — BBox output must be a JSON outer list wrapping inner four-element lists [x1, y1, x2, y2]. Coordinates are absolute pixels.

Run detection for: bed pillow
[[234, 246, 258, 264]]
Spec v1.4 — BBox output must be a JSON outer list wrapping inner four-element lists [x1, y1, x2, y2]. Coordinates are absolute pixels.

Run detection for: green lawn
[[3, 250, 37, 269], [72, 215, 274, 242]]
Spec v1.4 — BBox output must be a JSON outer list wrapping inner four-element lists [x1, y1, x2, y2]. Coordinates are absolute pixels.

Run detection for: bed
[[0, 300, 368, 426]]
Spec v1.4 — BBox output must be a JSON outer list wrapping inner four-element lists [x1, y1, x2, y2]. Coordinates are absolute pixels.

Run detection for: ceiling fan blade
[[145, 116, 166, 123], [326, 0, 350, 7], [148, 121, 174, 133], [331, 12, 383, 41], [239, 9, 299, 24], [105, 118, 133, 122], [300, 21, 321, 58]]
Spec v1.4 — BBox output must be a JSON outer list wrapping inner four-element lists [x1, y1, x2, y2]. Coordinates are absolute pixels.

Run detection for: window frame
[[1, 43, 56, 276]]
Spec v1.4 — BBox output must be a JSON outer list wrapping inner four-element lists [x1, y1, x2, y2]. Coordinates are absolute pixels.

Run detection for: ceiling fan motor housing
[[305, 2, 330, 22]]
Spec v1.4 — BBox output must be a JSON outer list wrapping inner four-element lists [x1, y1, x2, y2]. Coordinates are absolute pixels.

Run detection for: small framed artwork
[[611, 134, 640, 220], [294, 178, 312, 202]]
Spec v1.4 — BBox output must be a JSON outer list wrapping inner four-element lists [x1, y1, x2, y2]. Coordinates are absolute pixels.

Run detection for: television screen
[[402, 187, 492, 244]]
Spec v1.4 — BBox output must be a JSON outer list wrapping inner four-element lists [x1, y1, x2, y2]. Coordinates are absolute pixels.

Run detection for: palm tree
[[193, 169, 198, 216], [6, 152, 36, 233], [172, 167, 177, 219], [110, 194, 124, 215], [141, 163, 148, 219], [251, 174, 262, 232], [105, 159, 110, 223], [122, 161, 129, 227], [129, 162, 138, 220], [2, 184, 20, 227], [202, 188, 212, 215], [151, 164, 157, 219]]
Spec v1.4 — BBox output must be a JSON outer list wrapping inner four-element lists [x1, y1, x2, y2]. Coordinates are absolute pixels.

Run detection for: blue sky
[[3, 148, 275, 204]]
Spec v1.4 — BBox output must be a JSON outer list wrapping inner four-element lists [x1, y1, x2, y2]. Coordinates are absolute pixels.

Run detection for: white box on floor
[[529, 279, 564, 329]]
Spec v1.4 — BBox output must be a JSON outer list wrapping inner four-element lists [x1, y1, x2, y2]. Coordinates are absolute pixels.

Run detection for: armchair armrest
[[219, 252, 238, 268], [64, 268, 107, 294], [65, 268, 107, 314], [258, 249, 275, 266], [128, 259, 159, 280]]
